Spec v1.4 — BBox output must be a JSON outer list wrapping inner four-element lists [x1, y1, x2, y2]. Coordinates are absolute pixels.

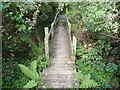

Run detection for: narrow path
[[40, 16, 78, 88]]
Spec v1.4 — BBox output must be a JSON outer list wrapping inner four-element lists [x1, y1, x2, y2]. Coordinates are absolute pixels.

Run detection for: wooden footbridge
[[39, 11, 78, 88]]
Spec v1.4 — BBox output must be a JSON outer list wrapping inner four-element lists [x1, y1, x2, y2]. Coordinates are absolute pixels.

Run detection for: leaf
[[75, 71, 84, 80], [9, 12, 13, 15], [80, 78, 98, 88], [15, 24, 20, 28], [29, 60, 37, 72], [18, 64, 39, 80], [2, 3, 10, 9], [24, 80, 38, 88], [18, 24, 26, 31], [76, 71, 98, 88], [29, 61, 40, 80]]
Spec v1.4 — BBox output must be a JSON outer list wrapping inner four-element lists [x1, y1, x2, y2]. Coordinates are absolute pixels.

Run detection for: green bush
[[76, 71, 98, 88], [2, 2, 59, 88], [18, 60, 40, 88], [67, 2, 119, 88], [76, 43, 119, 88]]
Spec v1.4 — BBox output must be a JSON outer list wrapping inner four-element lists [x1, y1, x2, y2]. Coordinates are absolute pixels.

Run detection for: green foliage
[[24, 80, 38, 88], [76, 71, 98, 88], [18, 60, 40, 88], [68, 2, 118, 34], [2, 2, 58, 88], [30, 60, 37, 72], [76, 43, 119, 88], [2, 60, 15, 88], [18, 61, 39, 80], [38, 61, 49, 71], [76, 42, 118, 73], [67, 2, 119, 88], [2, 2, 58, 59], [18, 24, 26, 31]]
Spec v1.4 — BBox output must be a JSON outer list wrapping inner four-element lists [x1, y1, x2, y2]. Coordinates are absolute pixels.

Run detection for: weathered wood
[[66, 15, 72, 54], [40, 12, 79, 88], [72, 35, 77, 61], [66, 8, 68, 16], [51, 23, 54, 39], [66, 9, 77, 59], [40, 23, 78, 88], [68, 22, 71, 40], [44, 27, 49, 60], [44, 12, 59, 61], [73, 35, 77, 60], [48, 12, 59, 39]]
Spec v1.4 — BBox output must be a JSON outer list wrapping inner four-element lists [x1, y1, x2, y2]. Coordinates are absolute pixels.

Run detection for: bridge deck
[[40, 16, 78, 88]]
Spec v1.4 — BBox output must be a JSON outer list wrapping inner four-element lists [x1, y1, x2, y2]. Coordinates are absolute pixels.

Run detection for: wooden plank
[[44, 12, 59, 60], [44, 27, 49, 60], [51, 23, 54, 39], [72, 35, 77, 61]]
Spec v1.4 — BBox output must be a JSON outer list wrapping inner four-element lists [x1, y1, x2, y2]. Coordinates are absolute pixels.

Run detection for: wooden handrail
[[44, 4, 66, 60], [44, 11, 59, 60], [48, 11, 59, 38], [66, 8, 77, 61], [44, 27, 49, 60]]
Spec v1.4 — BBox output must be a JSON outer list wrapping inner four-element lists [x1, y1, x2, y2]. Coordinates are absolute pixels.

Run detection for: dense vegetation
[[2, 2, 59, 88], [68, 2, 120, 88], [2, 1, 120, 89]]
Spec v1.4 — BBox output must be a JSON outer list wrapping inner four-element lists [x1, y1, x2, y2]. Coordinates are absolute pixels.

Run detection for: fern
[[80, 79, 98, 88], [76, 71, 98, 88], [24, 80, 38, 88], [29, 60, 39, 79], [18, 60, 41, 88], [76, 71, 84, 80], [30, 60, 37, 72], [18, 63, 39, 80], [80, 74, 98, 88]]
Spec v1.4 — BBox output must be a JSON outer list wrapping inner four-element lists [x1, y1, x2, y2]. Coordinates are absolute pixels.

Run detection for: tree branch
[[101, 33, 119, 39]]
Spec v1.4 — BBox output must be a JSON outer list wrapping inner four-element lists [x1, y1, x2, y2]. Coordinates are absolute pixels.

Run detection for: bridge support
[[72, 35, 77, 61], [66, 14, 77, 61], [51, 23, 54, 39], [44, 27, 49, 60]]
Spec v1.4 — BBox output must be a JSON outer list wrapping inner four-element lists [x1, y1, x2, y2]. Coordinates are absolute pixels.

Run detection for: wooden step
[[43, 70, 75, 74], [52, 58, 71, 60], [42, 73, 75, 80], [44, 63, 76, 69], [50, 61, 75, 65], [39, 23, 78, 88], [41, 79, 79, 88], [44, 67, 75, 72]]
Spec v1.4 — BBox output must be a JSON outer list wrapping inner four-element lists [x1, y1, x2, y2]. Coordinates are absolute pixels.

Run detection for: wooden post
[[66, 8, 68, 16], [68, 22, 72, 54], [44, 27, 49, 60], [68, 22, 71, 40], [73, 35, 77, 61], [51, 23, 54, 39]]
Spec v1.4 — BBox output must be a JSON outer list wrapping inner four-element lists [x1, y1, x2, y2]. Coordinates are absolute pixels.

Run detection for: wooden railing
[[66, 8, 77, 61], [44, 8, 77, 61], [44, 12, 59, 60]]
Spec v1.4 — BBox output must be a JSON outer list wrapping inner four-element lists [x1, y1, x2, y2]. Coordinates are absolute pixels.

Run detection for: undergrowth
[[75, 42, 119, 88], [2, 42, 48, 88]]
